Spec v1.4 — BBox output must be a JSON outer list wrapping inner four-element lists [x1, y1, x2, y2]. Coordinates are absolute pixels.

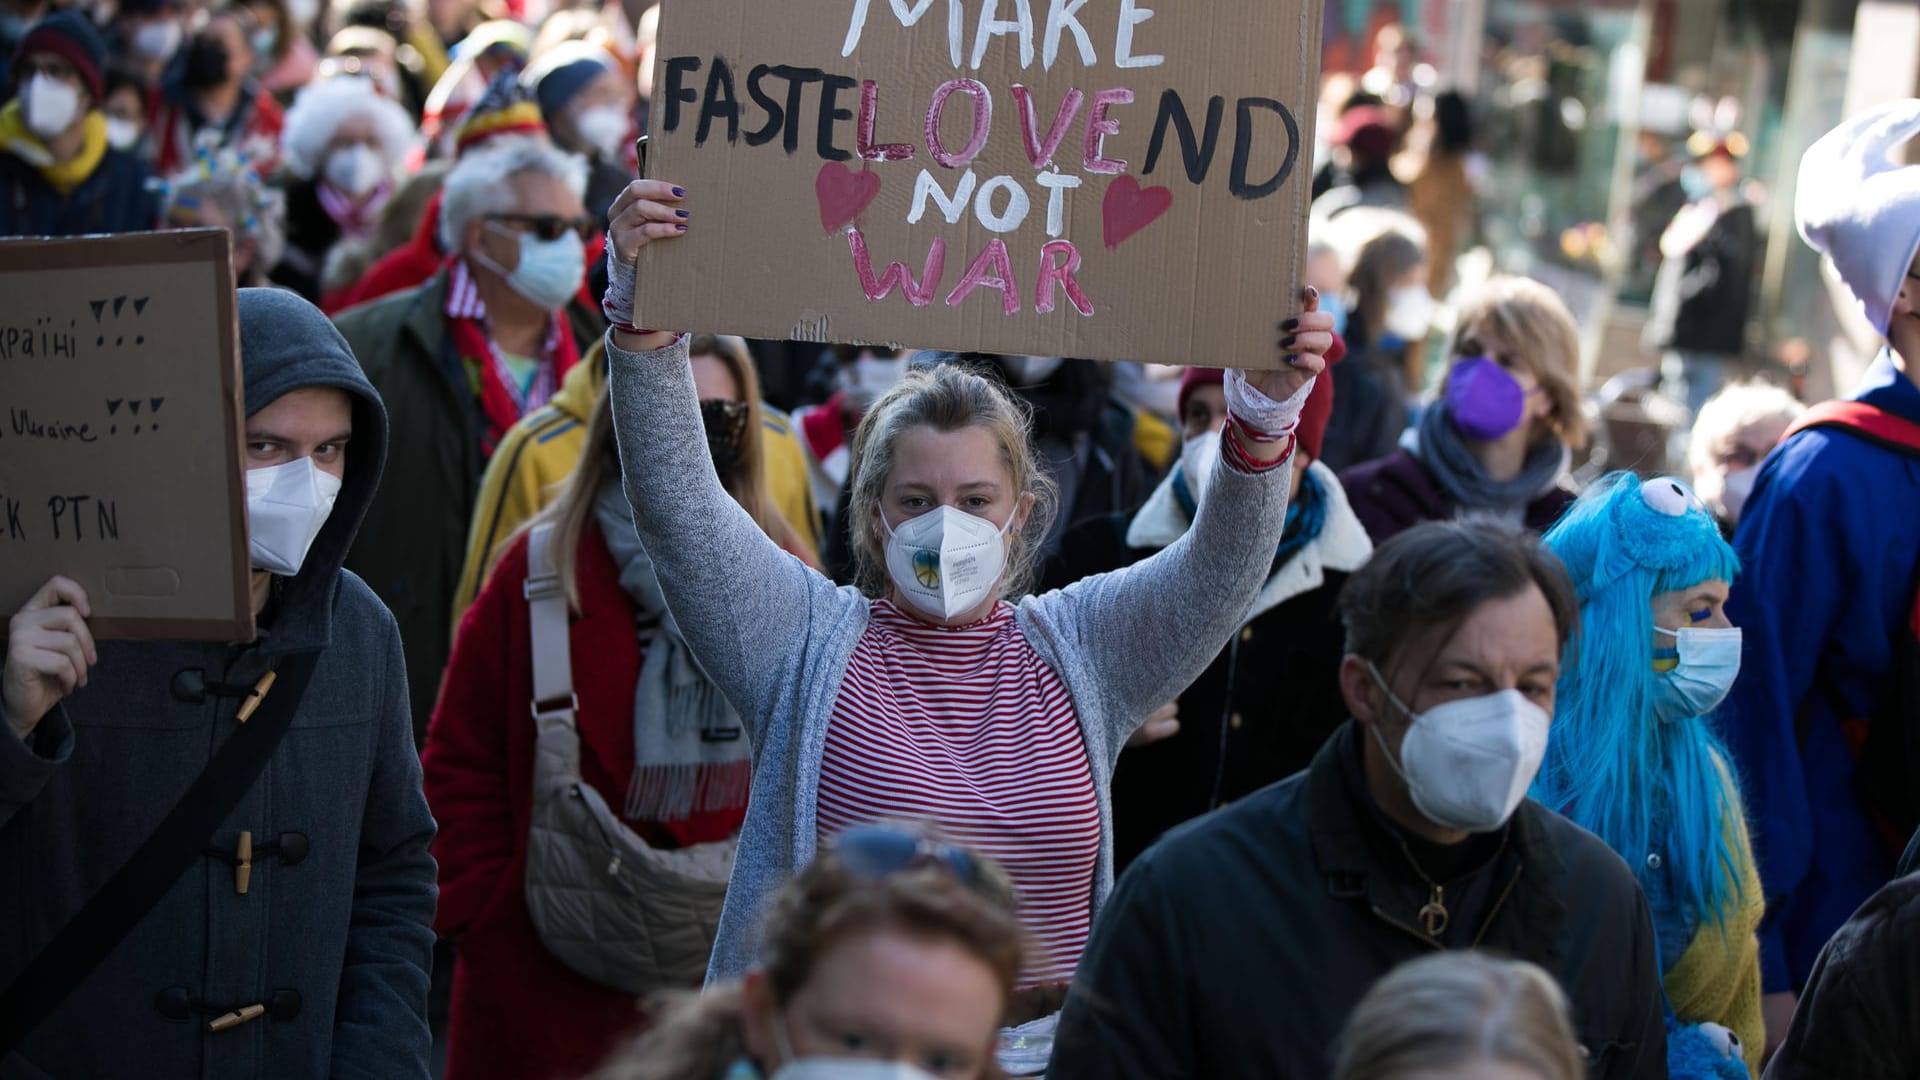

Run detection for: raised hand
[[1244, 286, 1334, 405], [3, 576, 96, 741]]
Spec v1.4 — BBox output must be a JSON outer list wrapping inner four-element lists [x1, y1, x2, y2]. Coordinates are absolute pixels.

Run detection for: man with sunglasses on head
[[1, 10, 159, 237], [336, 136, 595, 740]]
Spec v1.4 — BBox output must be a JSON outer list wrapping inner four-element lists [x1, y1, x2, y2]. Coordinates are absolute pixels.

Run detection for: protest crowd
[[9, 1, 1920, 1078]]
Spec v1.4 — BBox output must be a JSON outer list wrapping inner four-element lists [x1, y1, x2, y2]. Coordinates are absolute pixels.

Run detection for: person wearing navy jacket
[[1722, 98, 1920, 1057]]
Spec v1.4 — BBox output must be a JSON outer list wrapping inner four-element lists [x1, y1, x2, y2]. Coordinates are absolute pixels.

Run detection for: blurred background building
[[1313, 0, 1917, 469]]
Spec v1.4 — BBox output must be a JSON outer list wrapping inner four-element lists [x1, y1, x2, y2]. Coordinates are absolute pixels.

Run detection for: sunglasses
[[486, 213, 598, 243], [834, 826, 982, 889]]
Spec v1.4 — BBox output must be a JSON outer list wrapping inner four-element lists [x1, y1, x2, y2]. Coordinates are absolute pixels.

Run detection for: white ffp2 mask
[[882, 505, 1012, 621], [245, 456, 341, 576], [23, 74, 80, 140], [1368, 664, 1549, 834], [1178, 429, 1220, 507]]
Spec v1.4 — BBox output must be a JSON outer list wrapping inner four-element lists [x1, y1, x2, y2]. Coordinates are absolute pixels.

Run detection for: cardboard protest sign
[[0, 230, 251, 641], [636, 0, 1324, 368]]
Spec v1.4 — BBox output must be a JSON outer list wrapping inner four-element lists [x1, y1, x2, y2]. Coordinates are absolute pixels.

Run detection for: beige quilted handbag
[[520, 523, 737, 994]]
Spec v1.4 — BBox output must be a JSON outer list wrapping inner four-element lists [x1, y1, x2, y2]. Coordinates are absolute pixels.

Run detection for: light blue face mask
[[1319, 290, 1350, 339], [479, 224, 586, 312], [1651, 625, 1742, 722]]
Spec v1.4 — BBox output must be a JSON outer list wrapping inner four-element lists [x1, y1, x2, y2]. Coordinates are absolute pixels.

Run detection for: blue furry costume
[[1538, 473, 1760, 1077]]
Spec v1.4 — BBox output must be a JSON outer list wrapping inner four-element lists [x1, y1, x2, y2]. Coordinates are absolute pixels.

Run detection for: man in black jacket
[[1763, 831, 1920, 1079], [1049, 519, 1668, 1080]]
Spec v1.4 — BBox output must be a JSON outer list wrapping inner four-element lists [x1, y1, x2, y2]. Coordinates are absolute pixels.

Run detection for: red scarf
[[442, 260, 580, 457], [799, 390, 853, 463]]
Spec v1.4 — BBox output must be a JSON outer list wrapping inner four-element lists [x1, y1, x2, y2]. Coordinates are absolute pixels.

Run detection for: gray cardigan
[[607, 334, 1297, 981]]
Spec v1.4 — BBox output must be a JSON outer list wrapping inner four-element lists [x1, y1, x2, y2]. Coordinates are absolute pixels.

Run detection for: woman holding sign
[[598, 177, 1332, 1019]]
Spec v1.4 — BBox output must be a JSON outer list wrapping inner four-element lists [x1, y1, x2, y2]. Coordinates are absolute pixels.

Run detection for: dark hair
[[1433, 90, 1472, 154], [103, 66, 148, 110], [1339, 519, 1579, 678]]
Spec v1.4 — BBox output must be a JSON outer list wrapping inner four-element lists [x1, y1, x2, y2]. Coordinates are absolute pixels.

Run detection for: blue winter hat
[[14, 10, 107, 100], [521, 42, 613, 121]]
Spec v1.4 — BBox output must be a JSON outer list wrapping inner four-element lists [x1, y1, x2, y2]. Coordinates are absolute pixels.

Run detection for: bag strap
[[525, 523, 577, 727], [1784, 399, 1920, 458], [0, 649, 319, 1053]]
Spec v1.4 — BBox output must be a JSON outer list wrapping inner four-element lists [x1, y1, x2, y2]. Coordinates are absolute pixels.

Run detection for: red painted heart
[[816, 162, 882, 232], [1102, 176, 1174, 250]]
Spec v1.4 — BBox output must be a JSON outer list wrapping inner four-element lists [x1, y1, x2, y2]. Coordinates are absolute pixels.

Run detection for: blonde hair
[[590, 836, 1023, 1080], [1688, 379, 1804, 473], [846, 362, 1058, 601], [1334, 953, 1585, 1080], [525, 334, 792, 609], [1451, 276, 1591, 449]]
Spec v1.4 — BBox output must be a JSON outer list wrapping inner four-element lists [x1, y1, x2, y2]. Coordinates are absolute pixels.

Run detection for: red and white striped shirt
[[816, 599, 1101, 987]]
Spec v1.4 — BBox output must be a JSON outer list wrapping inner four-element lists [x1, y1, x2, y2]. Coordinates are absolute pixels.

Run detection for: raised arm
[[1027, 301, 1333, 733], [601, 181, 842, 731]]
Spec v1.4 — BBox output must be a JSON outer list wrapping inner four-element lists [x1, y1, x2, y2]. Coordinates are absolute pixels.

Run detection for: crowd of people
[[4, 3, 1920, 1079]]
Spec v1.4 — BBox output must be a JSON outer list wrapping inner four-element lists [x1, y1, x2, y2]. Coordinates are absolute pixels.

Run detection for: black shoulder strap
[[0, 650, 320, 1054]]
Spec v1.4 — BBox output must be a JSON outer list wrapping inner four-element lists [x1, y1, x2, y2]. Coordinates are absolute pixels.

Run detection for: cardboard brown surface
[[636, 0, 1323, 369], [0, 230, 251, 642]]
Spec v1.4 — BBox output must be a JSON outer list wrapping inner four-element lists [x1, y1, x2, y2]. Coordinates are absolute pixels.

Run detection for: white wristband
[[1223, 368, 1313, 439]]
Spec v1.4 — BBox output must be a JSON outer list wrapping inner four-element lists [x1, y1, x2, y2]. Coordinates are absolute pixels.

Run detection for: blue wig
[[1535, 472, 1750, 935]]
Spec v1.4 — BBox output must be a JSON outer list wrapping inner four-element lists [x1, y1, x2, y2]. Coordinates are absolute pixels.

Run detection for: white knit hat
[[1796, 99, 1920, 334]]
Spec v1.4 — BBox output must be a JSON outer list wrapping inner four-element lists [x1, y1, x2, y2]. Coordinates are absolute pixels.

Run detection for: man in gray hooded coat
[[0, 289, 437, 1077]]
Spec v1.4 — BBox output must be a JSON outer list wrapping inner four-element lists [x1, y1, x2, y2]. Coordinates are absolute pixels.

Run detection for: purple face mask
[[1444, 356, 1528, 441]]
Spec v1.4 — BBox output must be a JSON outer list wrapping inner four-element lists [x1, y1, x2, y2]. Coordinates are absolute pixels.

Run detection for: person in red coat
[[425, 336, 807, 1080]]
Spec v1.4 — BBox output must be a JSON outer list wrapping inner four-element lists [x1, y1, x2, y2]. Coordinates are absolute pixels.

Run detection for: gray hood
[[237, 287, 388, 651]]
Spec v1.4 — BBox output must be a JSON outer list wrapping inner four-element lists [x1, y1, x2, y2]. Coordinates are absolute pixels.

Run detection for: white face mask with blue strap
[[1652, 625, 1742, 722]]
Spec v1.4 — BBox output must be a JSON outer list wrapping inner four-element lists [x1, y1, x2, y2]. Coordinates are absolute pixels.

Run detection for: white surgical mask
[[285, 0, 318, 30], [1652, 626, 1742, 722], [769, 1013, 941, 1080], [1367, 663, 1548, 834], [245, 456, 342, 576], [573, 104, 630, 161], [1719, 466, 1756, 524], [324, 143, 387, 199], [23, 74, 81, 140], [477, 224, 586, 312], [883, 504, 1012, 621], [1178, 429, 1220, 507], [132, 18, 183, 60], [841, 354, 905, 412], [1382, 285, 1436, 343], [104, 115, 142, 151]]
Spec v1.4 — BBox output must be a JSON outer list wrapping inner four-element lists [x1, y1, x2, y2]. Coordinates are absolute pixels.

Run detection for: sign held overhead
[[636, 0, 1325, 368], [0, 230, 251, 642]]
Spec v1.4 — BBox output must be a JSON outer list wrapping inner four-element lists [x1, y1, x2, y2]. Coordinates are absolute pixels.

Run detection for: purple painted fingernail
[[672, 187, 686, 198], [676, 209, 690, 218], [1280, 335, 1297, 349], [1281, 318, 1299, 332], [676, 224, 688, 232]]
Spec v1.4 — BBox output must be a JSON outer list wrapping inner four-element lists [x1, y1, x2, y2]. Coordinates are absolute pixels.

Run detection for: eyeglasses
[[486, 213, 598, 242], [834, 826, 982, 889]]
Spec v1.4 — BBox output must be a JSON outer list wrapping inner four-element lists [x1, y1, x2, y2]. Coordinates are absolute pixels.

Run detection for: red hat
[[1295, 333, 1345, 461], [1177, 366, 1225, 419], [1174, 332, 1346, 459], [1332, 106, 1397, 161]]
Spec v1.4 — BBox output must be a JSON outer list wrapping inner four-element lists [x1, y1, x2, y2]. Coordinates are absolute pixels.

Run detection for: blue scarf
[[1174, 461, 1327, 570]]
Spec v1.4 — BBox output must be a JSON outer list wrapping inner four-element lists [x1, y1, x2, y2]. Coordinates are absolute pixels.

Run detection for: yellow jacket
[[450, 347, 822, 630], [1664, 791, 1767, 1075]]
